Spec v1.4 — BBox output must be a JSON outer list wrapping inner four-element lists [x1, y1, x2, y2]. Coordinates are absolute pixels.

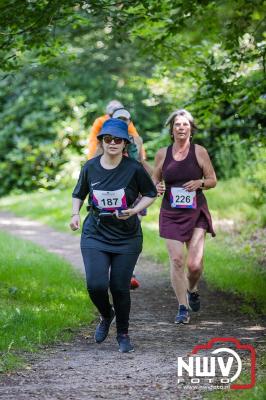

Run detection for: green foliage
[[0, 0, 77, 72], [144, 130, 170, 160], [213, 134, 249, 180], [0, 19, 170, 196], [0, 76, 81, 195], [124, 1, 266, 180], [245, 147, 266, 208], [0, 0, 265, 193]]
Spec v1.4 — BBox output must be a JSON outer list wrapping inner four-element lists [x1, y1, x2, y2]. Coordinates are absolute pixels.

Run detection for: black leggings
[[81, 248, 139, 334]]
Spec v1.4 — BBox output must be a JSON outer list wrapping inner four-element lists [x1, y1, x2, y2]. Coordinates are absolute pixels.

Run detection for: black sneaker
[[175, 305, 190, 324], [94, 308, 115, 343], [117, 334, 134, 353], [188, 290, 200, 312]]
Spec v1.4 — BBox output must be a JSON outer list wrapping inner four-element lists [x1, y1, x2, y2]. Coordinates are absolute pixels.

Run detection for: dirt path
[[0, 212, 265, 399]]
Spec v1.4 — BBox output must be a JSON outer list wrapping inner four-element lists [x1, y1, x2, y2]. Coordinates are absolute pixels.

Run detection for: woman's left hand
[[115, 209, 135, 220], [183, 180, 202, 192]]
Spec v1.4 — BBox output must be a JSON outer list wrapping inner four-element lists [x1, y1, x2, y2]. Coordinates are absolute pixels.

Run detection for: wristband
[[201, 179, 205, 188], [71, 213, 80, 217]]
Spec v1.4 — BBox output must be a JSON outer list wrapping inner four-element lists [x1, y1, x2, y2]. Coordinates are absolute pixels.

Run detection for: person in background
[[153, 109, 217, 324], [87, 100, 146, 162], [112, 108, 144, 164]]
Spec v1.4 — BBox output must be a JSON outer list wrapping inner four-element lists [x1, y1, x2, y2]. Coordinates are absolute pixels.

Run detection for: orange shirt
[[87, 114, 145, 160]]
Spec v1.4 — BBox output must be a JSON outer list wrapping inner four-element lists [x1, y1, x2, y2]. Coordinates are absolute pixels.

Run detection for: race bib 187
[[170, 187, 197, 209], [92, 188, 128, 211]]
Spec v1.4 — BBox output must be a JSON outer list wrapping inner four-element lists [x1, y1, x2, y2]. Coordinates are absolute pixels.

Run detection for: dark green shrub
[[0, 76, 86, 196]]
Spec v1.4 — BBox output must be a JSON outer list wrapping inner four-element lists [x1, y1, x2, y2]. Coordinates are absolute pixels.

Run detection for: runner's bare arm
[[70, 198, 84, 231], [142, 160, 153, 176], [183, 145, 217, 191], [196, 145, 217, 189], [152, 147, 167, 195]]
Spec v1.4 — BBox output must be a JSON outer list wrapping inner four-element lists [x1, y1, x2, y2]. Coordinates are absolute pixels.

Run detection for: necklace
[[173, 142, 190, 154]]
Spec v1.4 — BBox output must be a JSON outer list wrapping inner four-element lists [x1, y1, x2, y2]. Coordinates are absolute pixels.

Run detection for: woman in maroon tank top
[[153, 109, 217, 324]]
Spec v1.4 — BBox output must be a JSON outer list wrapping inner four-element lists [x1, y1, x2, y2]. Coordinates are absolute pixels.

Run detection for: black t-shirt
[[72, 156, 157, 253]]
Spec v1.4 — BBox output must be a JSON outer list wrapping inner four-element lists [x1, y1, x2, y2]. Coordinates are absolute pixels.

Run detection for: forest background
[[0, 0, 265, 201]]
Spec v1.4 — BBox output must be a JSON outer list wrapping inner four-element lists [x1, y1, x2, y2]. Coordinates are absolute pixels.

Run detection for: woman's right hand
[[70, 215, 80, 231], [156, 181, 166, 196]]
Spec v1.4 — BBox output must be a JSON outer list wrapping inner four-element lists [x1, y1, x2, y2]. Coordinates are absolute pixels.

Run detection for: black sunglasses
[[103, 135, 123, 144]]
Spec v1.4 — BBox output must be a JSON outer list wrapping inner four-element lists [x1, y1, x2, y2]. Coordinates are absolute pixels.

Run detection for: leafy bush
[[213, 134, 249, 180], [0, 7, 264, 194], [245, 146, 266, 209], [0, 75, 87, 196], [144, 129, 170, 160]]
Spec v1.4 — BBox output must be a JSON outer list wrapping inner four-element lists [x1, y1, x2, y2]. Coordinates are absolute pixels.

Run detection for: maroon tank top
[[162, 144, 204, 210]]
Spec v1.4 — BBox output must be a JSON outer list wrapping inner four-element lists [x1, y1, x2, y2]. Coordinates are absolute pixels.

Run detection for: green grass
[[0, 187, 77, 232], [204, 235, 266, 313], [205, 178, 264, 225], [0, 231, 95, 372]]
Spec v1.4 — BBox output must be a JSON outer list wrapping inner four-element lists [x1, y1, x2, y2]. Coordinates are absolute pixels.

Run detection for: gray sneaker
[[94, 308, 115, 343]]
